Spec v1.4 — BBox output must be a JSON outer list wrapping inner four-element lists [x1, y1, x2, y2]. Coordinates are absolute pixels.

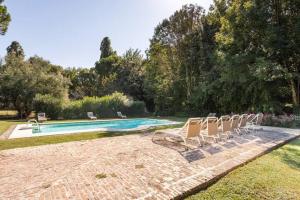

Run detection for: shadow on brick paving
[[151, 129, 296, 163]]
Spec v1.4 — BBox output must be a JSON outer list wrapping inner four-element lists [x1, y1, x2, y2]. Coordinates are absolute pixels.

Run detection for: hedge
[[34, 92, 147, 119]]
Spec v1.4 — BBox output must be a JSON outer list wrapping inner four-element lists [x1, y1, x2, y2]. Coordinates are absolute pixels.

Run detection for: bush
[[62, 92, 147, 119], [293, 105, 300, 115], [33, 94, 64, 119], [262, 114, 295, 128]]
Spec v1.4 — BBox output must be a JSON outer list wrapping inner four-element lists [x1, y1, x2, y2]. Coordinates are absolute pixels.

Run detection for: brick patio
[[0, 126, 299, 200]]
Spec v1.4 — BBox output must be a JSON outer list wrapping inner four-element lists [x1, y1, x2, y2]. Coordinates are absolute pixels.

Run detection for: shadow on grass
[[272, 139, 300, 170]]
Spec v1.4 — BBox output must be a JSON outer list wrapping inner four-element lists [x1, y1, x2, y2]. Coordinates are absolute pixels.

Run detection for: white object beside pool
[[9, 118, 181, 139]]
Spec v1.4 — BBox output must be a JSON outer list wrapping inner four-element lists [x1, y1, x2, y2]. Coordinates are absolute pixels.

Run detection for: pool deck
[[0, 126, 299, 200]]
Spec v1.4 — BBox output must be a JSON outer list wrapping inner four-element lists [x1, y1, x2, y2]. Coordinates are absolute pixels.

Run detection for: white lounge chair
[[207, 113, 216, 117], [218, 115, 232, 139], [153, 118, 203, 146], [117, 112, 127, 119], [237, 114, 249, 134], [247, 114, 256, 123], [248, 113, 264, 133], [200, 117, 220, 143], [87, 112, 97, 120], [230, 115, 240, 135], [37, 113, 47, 122]]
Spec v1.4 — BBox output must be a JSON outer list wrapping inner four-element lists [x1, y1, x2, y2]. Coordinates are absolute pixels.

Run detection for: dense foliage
[[62, 92, 146, 119], [0, 47, 69, 117], [144, 1, 299, 115], [33, 92, 146, 119], [0, 0, 10, 35], [0, 1, 299, 118]]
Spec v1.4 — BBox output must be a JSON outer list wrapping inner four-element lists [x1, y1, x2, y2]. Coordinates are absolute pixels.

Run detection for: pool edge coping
[[8, 119, 183, 139], [0, 124, 16, 140]]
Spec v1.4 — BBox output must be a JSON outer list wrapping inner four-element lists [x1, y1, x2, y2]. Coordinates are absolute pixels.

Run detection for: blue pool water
[[38, 118, 178, 134]]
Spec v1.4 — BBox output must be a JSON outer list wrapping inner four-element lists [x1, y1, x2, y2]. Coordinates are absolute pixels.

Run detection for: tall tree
[[214, 0, 300, 111], [0, 0, 10, 35], [100, 37, 114, 59], [64, 67, 100, 99], [0, 54, 69, 117], [95, 37, 121, 95], [145, 4, 216, 115], [6, 41, 25, 59], [118, 49, 145, 101]]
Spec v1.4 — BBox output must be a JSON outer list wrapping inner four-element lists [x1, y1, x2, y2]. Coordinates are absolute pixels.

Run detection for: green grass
[[0, 131, 128, 150], [0, 110, 18, 116], [0, 120, 25, 135], [0, 118, 184, 151], [187, 138, 300, 200], [95, 173, 107, 179]]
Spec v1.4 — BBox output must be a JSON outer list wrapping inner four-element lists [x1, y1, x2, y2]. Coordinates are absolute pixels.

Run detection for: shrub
[[262, 114, 295, 128], [62, 92, 147, 119], [33, 94, 64, 119], [293, 105, 300, 115]]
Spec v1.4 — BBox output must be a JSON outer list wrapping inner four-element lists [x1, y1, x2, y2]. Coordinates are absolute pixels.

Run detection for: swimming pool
[[9, 118, 180, 139]]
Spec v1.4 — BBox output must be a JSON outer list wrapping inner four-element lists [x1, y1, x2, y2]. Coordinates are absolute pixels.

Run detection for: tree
[[214, 0, 300, 111], [7, 41, 25, 59], [118, 49, 146, 101], [0, 0, 10, 35], [64, 67, 101, 99], [95, 37, 121, 95], [0, 54, 69, 117], [145, 4, 216, 115], [100, 37, 114, 59]]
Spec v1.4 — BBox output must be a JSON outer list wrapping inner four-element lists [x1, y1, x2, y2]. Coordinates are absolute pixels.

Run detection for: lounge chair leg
[[197, 137, 202, 147], [183, 138, 187, 146], [201, 135, 205, 145]]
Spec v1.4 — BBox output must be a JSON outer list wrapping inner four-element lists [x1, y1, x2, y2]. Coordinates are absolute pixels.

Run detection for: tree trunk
[[290, 79, 299, 106]]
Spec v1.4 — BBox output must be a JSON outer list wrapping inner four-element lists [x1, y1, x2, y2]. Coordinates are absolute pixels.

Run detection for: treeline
[[144, 1, 299, 116], [0, 0, 299, 118], [0, 41, 147, 118]]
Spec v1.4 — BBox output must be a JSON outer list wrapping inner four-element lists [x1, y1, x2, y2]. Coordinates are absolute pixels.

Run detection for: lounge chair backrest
[[219, 115, 231, 132], [239, 114, 248, 128], [186, 118, 202, 138], [201, 117, 208, 130], [207, 113, 216, 117], [206, 117, 218, 136], [250, 113, 263, 125], [38, 113, 46, 118], [247, 114, 256, 122], [256, 113, 264, 125], [231, 115, 240, 129], [87, 112, 94, 117], [117, 112, 123, 117]]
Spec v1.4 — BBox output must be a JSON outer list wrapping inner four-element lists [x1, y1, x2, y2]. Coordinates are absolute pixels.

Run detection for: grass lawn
[[187, 138, 300, 200], [0, 118, 184, 151], [0, 120, 25, 135], [0, 110, 18, 117]]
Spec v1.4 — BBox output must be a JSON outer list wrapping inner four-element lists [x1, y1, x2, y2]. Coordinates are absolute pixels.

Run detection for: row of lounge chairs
[[153, 113, 264, 147], [37, 111, 127, 122], [87, 112, 127, 120]]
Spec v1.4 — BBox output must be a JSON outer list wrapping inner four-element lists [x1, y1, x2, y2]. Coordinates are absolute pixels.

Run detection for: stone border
[[174, 134, 300, 200], [9, 119, 182, 139]]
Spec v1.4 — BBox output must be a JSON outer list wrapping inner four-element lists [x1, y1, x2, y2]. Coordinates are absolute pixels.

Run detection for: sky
[[0, 0, 213, 68]]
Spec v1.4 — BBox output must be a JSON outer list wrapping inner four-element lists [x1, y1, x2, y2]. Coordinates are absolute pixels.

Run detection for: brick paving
[[0, 126, 299, 200]]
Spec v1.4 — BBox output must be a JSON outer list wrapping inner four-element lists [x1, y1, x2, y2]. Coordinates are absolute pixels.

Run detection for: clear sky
[[0, 0, 213, 68]]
